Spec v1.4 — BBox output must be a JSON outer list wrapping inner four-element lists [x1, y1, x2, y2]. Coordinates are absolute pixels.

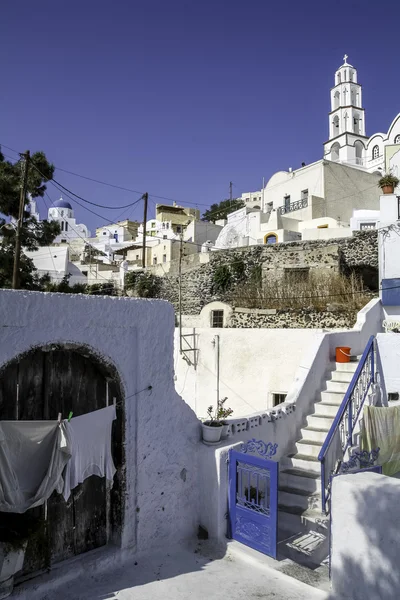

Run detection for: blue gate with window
[[228, 440, 278, 558]]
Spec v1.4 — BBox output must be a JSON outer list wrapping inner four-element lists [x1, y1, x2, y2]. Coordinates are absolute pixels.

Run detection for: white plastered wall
[[0, 290, 201, 554]]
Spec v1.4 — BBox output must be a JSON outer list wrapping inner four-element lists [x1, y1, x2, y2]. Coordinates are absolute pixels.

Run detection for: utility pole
[[178, 231, 183, 353], [229, 181, 233, 203], [12, 150, 30, 290], [142, 192, 148, 269]]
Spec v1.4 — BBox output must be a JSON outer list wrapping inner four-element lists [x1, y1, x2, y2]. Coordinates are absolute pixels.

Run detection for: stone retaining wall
[[228, 307, 356, 329], [156, 231, 378, 316]]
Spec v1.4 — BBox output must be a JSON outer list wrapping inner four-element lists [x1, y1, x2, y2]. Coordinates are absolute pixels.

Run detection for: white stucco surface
[[175, 327, 322, 417], [376, 332, 400, 394], [331, 472, 400, 600], [0, 290, 200, 554]]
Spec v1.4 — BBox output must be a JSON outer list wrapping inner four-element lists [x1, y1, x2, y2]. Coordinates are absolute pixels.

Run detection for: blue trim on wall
[[382, 278, 400, 306]]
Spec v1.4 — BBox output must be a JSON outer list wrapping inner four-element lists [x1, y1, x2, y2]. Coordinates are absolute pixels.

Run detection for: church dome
[[52, 198, 72, 210]]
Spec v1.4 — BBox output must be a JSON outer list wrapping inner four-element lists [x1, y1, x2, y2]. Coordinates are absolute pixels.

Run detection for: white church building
[[216, 56, 400, 248], [47, 197, 91, 243]]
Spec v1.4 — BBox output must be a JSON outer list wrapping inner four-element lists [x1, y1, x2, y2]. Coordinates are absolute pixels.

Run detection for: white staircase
[[277, 359, 359, 567]]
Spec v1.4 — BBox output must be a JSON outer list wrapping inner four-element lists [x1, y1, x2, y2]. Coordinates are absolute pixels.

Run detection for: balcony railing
[[277, 197, 308, 216]]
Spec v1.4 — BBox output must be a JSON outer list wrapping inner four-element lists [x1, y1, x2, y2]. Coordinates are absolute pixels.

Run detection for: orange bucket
[[336, 346, 351, 363]]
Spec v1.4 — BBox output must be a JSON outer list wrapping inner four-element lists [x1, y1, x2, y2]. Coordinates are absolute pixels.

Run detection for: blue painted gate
[[228, 440, 278, 558]]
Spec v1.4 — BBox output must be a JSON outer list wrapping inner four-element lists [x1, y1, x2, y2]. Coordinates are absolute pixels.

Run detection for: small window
[[61, 239, 67, 243], [81, 270, 88, 276], [211, 310, 224, 328], [162, 222, 165, 229], [163, 254, 167, 263], [151, 222, 156, 228], [265, 234, 277, 244], [60, 210, 64, 217], [360, 222, 376, 230], [153, 257, 157, 265], [272, 393, 287, 407], [61, 221, 64, 231], [395, 135, 400, 144], [136, 254, 139, 260], [103, 231, 107, 235], [176, 226, 182, 233], [65, 222, 68, 231], [163, 235, 168, 239], [166, 223, 169, 229], [301, 189, 308, 200], [372, 145, 379, 159]]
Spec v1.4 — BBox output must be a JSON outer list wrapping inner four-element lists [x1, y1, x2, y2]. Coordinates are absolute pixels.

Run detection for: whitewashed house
[[219, 55, 400, 248]]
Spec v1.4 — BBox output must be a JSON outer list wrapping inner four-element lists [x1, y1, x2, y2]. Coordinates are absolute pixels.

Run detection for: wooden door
[[0, 347, 121, 576]]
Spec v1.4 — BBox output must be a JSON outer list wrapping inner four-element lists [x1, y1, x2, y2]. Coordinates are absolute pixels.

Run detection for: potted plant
[[201, 405, 223, 443], [217, 397, 233, 439], [201, 398, 233, 443], [378, 172, 400, 194]]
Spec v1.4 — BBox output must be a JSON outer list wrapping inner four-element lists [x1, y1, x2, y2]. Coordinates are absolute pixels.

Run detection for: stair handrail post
[[348, 399, 353, 447]]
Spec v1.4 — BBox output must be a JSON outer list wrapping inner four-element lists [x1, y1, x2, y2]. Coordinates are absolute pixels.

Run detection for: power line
[[50, 177, 144, 210]]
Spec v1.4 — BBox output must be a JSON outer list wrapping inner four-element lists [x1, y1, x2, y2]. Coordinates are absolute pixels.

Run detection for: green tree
[[0, 150, 60, 289], [202, 198, 245, 223]]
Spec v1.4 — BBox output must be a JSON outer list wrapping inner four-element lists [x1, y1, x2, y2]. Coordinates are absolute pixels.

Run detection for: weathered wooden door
[[0, 347, 122, 577]]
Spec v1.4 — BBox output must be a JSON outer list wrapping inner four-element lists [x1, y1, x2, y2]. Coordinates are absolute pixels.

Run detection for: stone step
[[279, 486, 321, 512], [325, 380, 349, 393], [307, 414, 335, 430], [320, 390, 344, 405], [278, 530, 329, 569], [296, 440, 323, 459], [280, 467, 322, 494], [289, 453, 321, 473], [314, 402, 341, 417], [327, 370, 354, 383], [334, 361, 359, 373], [300, 426, 329, 444], [278, 506, 329, 537]]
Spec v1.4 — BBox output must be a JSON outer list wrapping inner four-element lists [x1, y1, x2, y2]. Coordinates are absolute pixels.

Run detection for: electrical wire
[[50, 177, 144, 210]]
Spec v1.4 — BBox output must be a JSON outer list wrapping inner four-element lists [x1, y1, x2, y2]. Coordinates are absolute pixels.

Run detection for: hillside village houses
[[22, 56, 400, 285], [215, 55, 400, 249], [24, 196, 223, 286]]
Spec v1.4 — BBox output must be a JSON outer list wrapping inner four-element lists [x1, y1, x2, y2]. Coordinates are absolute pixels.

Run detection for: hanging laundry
[[62, 405, 116, 501], [362, 405, 400, 476], [0, 420, 71, 513]]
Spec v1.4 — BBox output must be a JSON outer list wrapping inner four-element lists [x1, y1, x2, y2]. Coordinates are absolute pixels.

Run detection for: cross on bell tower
[[323, 56, 367, 167]]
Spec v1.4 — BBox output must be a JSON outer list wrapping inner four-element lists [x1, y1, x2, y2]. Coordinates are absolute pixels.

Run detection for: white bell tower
[[324, 55, 368, 167]]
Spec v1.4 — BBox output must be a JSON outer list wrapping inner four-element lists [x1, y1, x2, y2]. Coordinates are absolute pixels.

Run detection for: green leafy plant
[[231, 259, 246, 281], [205, 397, 233, 426], [202, 198, 245, 223], [378, 172, 399, 190], [212, 265, 232, 293]]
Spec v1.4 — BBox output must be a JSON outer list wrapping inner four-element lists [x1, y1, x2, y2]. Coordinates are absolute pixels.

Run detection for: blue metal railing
[[318, 336, 376, 513]]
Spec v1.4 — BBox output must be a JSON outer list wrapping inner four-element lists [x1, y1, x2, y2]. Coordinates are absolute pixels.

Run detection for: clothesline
[[58, 385, 153, 421]]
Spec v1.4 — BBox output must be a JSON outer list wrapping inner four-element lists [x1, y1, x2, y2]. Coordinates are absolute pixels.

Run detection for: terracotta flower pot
[[381, 184, 395, 194]]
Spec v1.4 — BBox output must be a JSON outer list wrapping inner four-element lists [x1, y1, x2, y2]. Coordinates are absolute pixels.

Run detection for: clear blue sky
[[1, 0, 399, 232]]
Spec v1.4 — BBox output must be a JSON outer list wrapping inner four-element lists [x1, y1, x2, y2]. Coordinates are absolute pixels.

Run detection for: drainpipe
[[215, 335, 220, 409]]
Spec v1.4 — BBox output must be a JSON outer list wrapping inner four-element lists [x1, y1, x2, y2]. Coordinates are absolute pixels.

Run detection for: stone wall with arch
[[0, 290, 201, 560]]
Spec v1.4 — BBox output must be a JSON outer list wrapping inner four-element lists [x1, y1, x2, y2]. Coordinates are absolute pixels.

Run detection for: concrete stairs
[[277, 359, 358, 568]]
